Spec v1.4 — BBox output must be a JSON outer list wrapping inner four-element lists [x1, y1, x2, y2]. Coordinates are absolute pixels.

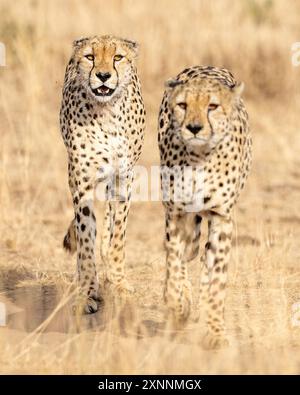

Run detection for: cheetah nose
[[186, 123, 203, 135], [96, 72, 111, 83]]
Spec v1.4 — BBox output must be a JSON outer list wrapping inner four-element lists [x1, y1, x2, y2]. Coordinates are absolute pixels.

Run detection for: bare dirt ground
[[1, 0, 300, 374]]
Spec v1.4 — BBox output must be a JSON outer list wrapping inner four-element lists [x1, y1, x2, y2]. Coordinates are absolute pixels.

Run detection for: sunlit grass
[[0, 0, 300, 374]]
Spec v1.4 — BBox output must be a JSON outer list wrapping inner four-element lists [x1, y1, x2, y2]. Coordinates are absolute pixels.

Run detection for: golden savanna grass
[[1, 0, 300, 374]]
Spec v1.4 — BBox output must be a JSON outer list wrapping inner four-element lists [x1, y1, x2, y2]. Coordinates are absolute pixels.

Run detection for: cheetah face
[[167, 79, 244, 150], [73, 35, 138, 103]]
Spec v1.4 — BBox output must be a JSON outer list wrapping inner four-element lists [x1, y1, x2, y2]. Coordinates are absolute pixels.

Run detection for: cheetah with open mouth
[[60, 35, 146, 313]]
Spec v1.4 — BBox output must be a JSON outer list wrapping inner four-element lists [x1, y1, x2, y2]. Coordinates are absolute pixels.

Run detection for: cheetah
[[60, 35, 145, 313], [158, 66, 252, 348]]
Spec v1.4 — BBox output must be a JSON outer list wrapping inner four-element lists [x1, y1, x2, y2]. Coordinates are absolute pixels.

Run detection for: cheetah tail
[[63, 218, 76, 254]]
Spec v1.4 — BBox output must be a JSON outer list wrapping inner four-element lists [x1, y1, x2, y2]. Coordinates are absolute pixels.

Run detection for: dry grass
[[1, 0, 300, 374]]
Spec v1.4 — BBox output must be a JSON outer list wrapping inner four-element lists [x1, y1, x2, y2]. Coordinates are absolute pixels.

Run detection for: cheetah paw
[[169, 299, 192, 327], [72, 296, 100, 315], [202, 331, 229, 350], [105, 278, 135, 299], [174, 303, 191, 326]]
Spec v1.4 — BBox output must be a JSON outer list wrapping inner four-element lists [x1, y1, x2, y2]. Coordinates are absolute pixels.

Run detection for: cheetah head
[[166, 78, 244, 150], [72, 35, 139, 103]]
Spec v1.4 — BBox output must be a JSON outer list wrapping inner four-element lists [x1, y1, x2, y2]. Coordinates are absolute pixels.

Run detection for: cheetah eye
[[114, 54, 124, 61], [85, 54, 94, 61], [208, 103, 219, 111], [177, 102, 187, 110]]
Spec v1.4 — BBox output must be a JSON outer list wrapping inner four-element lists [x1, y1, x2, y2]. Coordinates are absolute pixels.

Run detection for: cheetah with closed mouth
[[158, 66, 252, 348], [60, 35, 145, 313]]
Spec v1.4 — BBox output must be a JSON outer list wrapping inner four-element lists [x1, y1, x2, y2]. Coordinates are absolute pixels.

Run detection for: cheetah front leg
[[164, 210, 192, 325], [100, 200, 113, 263], [72, 186, 100, 314], [103, 174, 134, 297], [201, 213, 233, 349]]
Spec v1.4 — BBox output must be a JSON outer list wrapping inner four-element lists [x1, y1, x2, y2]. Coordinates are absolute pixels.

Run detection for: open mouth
[[91, 86, 115, 97]]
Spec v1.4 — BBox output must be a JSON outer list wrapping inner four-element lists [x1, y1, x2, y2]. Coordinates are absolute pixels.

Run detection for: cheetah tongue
[[97, 86, 110, 95]]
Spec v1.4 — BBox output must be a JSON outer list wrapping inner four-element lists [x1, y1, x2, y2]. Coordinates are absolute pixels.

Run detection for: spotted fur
[[60, 35, 145, 313], [158, 66, 252, 348]]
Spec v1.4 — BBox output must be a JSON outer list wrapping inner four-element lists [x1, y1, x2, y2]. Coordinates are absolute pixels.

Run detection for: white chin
[[186, 137, 208, 147], [93, 94, 115, 103]]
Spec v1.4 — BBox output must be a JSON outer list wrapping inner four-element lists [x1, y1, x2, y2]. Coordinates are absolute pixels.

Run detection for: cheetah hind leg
[[63, 218, 77, 254]]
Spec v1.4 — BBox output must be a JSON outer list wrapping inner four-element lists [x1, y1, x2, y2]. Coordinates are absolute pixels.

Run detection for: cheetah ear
[[73, 37, 90, 49], [165, 78, 184, 89], [231, 81, 244, 98], [122, 38, 139, 58]]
